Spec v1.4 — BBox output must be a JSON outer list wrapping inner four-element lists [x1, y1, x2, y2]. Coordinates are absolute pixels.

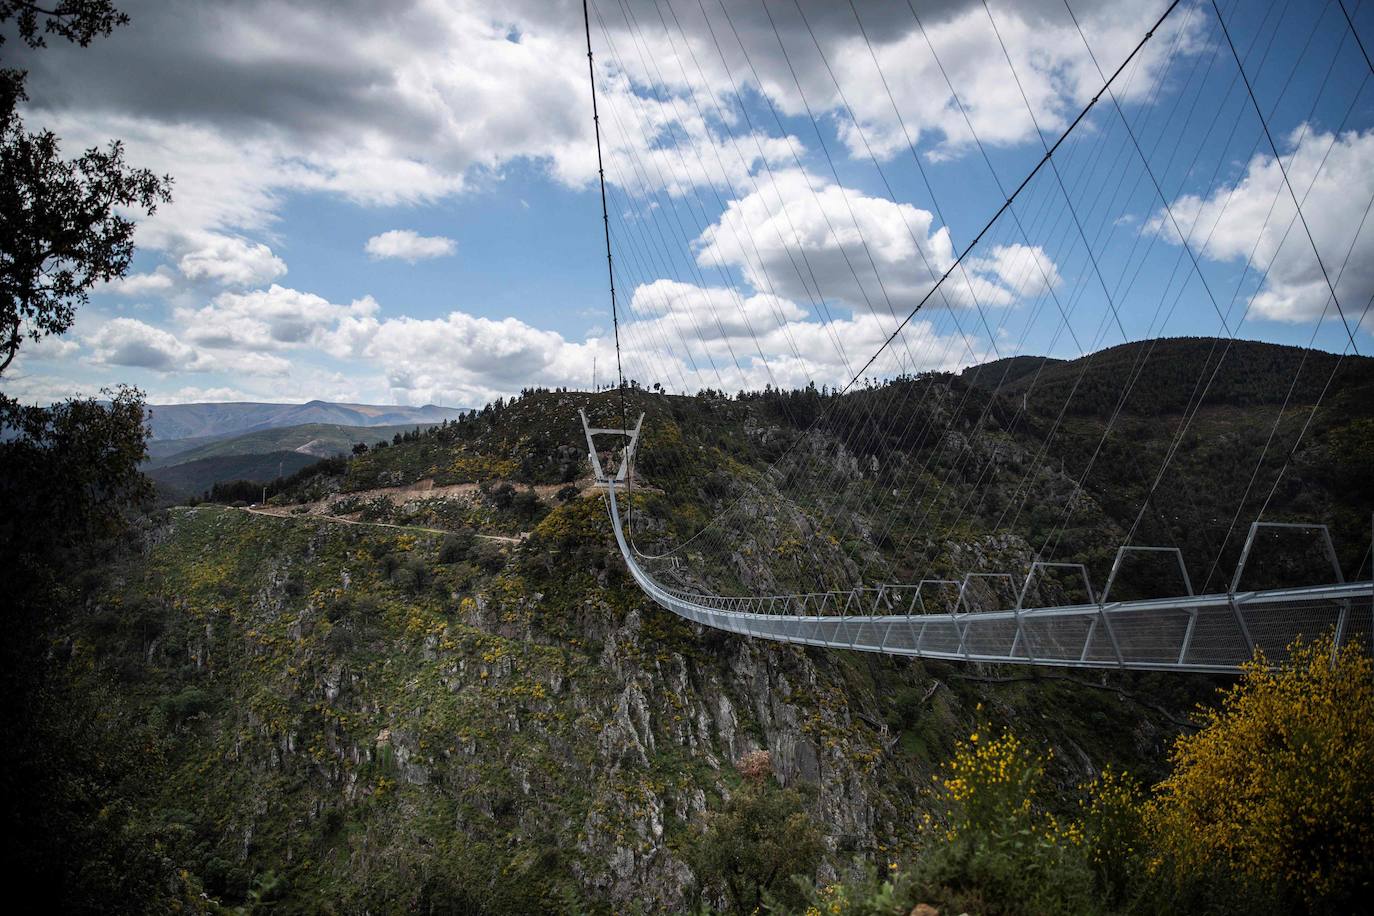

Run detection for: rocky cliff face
[[71, 497, 1191, 912]]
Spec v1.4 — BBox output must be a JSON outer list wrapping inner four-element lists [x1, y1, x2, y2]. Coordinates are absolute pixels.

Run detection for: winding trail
[[239, 505, 527, 544]]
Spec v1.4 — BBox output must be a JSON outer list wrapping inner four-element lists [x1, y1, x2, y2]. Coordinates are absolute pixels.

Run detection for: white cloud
[[695, 170, 1058, 315], [158, 386, 257, 404], [25, 334, 82, 361], [1151, 126, 1374, 332], [0, 373, 104, 404], [629, 278, 807, 341], [205, 350, 294, 378], [819, 1, 1205, 161], [968, 244, 1063, 298], [84, 316, 293, 376], [318, 295, 984, 407], [177, 285, 379, 351], [177, 234, 287, 287], [18, 0, 1204, 260], [102, 268, 176, 297], [87, 317, 199, 372], [11, 0, 1198, 406], [327, 309, 598, 404], [365, 229, 457, 263]]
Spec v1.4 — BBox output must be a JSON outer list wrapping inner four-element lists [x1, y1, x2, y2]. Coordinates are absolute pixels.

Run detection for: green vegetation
[[149, 449, 322, 503], [801, 639, 1372, 916], [4, 329, 1370, 912], [683, 753, 824, 913]]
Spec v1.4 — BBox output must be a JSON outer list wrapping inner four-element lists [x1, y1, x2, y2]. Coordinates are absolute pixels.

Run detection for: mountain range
[[144, 399, 468, 442]]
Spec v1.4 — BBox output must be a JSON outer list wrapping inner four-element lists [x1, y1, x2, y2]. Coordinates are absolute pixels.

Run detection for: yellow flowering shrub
[[917, 726, 1098, 913], [938, 727, 1081, 849], [1148, 637, 1373, 908], [1078, 768, 1147, 906]]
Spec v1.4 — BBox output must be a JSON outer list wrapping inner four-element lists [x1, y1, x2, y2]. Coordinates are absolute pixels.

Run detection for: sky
[[5, 0, 1374, 408]]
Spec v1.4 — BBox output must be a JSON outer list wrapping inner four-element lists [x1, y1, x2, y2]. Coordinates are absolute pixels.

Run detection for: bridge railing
[[594, 423, 1372, 672]]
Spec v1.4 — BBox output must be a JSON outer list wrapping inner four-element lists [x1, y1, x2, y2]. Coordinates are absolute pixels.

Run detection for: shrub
[[468, 539, 507, 574], [1078, 768, 1147, 909], [390, 555, 432, 594], [437, 530, 476, 564], [511, 488, 541, 521], [684, 777, 823, 913], [915, 727, 1098, 915], [1148, 637, 1373, 911], [159, 687, 218, 724]]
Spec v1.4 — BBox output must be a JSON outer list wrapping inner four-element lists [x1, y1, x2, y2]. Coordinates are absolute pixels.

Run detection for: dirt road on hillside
[[239, 505, 526, 544]]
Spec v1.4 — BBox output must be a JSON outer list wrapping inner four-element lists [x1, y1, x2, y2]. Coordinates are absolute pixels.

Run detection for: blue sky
[[6, 0, 1373, 408]]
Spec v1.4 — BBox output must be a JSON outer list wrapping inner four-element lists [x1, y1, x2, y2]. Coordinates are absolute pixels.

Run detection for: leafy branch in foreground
[[0, 0, 170, 376], [0, 89, 171, 374], [0, 1, 128, 49]]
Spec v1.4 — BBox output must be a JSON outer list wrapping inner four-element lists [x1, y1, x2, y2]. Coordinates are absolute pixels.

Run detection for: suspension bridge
[[576, 0, 1374, 673]]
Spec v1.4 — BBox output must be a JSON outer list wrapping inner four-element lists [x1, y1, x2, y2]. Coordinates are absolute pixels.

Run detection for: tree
[[0, 0, 160, 603], [1148, 637, 1374, 911], [0, 6, 180, 909], [684, 754, 823, 913], [1, 1, 129, 49], [0, 384, 150, 566], [1, 1, 172, 375]]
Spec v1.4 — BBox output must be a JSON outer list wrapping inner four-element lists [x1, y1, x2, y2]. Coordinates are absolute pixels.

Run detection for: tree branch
[[0, 326, 19, 376]]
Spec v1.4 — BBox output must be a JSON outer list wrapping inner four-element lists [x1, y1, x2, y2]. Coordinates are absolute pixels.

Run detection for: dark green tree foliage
[[1, 2, 171, 373], [201, 455, 347, 504], [0, 4, 178, 910], [0, 385, 151, 573], [1, 1, 128, 48], [0, 388, 176, 913], [683, 772, 825, 913]]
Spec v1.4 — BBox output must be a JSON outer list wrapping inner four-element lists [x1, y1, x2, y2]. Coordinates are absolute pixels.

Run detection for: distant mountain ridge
[[144, 421, 445, 467], [144, 400, 468, 441], [146, 450, 322, 503]]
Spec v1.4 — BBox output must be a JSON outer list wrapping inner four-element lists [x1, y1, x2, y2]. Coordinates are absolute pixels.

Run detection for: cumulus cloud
[[13, 0, 1202, 258], [695, 170, 1059, 315], [177, 285, 379, 351], [0, 373, 106, 404], [102, 268, 177, 297], [85, 317, 293, 376], [629, 279, 808, 341], [967, 244, 1063, 298], [824, 0, 1203, 160], [319, 292, 983, 407], [562, 0, 1203, 164], [159, 386, 258, 404], [1150, 126, 1374, 333], [69, 268, 991, 406], [87, 317, 198, 371], [365, 230, 458, 263], [14, 0, 1188, 406], [25, 334, 82, 361], [326, 309, 597, 402], [615, 281, 986, 395], [177, 234, 288, 286]]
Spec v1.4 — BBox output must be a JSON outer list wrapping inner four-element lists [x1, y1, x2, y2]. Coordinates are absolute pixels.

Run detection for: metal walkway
[[586, 414, 1373, 674]]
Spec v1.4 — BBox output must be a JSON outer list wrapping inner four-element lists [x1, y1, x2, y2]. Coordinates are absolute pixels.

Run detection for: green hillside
[[147, 450, 321, 502], [146, 422, 441, 469], [16, 338, 1372, 913]]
